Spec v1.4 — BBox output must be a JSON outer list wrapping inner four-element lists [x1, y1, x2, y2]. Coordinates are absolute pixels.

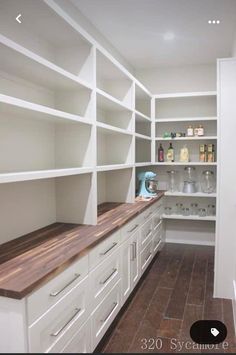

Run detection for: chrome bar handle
[[50, 273, 81, 297], [146, 229, 152, 238], [128, 224, 139, 233], [99, 268, 117, 285], [131, 243, 135, 261], [145, 252, 152, 262], [133, 241, 137, 259], [50, 308, 81, 337], [146, 212, 152, 219], [100, 242, 117, 256], [100, 302, 118, 323]]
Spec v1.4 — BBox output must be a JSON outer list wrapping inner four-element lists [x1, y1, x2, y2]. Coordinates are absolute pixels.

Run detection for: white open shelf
[[97, 126, 133, 167], [135, 113, 151, 138], [96, 164, 134, 172], [96, 121, 133, 136], [162, 214, 216, 221], [96, 50, 133, 109], [0, 167, 93, 184], [135, 83, 151, 118], [135, 137, 151, 163], [97, 92, 133, 132], [135, 110, 152, 122], [155, 117, 218, 123], [0, 1, 94, 86], [0, 94, 93, 125], [155, 136, 217, 141], [135, 133, 152, 140], [97, 168, 134, 210], [164, 191, 217, 198], [154, 162, 217, 166], [155, 91, 217, 98]]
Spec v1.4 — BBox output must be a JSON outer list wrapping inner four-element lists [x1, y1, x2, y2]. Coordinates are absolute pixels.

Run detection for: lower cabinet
[[91, 280, 121, 350], [61, 319, 91, 353], [121, 231, 140, 304], [140, 240, 153, 275]]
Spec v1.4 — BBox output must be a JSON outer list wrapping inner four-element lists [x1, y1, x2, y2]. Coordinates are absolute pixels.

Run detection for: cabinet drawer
[[139, 206, 153, 224], [152, 199, 163, 214], [121, 215, 141, 243], [89, 231, 120, 271], [89, 249, 121, 309], [61, 318, 91, 353], [153, 222, 163, 254], [28, 276, 89, 353], [91, 280, 121, 350], [27, 254, 89, 325], [140, 218, 153, 251], [140, 241, 153, 275], [153, 211, 162, 231]]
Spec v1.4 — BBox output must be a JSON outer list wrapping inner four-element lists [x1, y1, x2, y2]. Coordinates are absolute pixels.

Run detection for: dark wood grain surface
[[0, 193, 164, 299]]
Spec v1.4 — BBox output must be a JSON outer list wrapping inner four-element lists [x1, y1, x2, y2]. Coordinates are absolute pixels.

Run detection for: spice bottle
[[187, 125, 194, 137], [198, 125, 204, 136], [194, 126, 199, 136]]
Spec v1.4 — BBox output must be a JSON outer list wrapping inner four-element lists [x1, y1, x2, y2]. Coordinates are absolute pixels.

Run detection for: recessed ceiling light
[[163, 32, 175, 41], [208, 19, 220, 24]]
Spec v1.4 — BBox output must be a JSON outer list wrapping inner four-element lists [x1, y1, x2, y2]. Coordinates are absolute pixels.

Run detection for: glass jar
[[185, 208, 190, 216], [199, 208, 207, 217], [190, 203, 198, 215], [184, 166, 196, 182], [200, 170, 216, 194], [175, 203, 183, 215], [167, 170, 179, 192]]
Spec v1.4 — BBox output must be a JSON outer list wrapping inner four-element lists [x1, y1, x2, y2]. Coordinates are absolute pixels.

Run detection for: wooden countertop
[[0, 193, 164, 299]]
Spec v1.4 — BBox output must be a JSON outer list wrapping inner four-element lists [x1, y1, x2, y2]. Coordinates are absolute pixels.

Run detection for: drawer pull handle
[[100, 242, 117, 256], [50, 273, 81, 297], [133, 241, 137, 259], [145, 252, 152, 262], [128, 224, 139, 233], [100, 268, 117, 285], [146, 229, 152, 238], [100, 302, 118, 323], [50, 307, 81, 337], [131, 243, 135, 261]]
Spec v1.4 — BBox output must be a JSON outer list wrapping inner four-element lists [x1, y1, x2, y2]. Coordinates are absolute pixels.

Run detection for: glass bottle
[[166, 143, 175, 162], [158, 144, 164, 162], [200, 170, 215, 194]]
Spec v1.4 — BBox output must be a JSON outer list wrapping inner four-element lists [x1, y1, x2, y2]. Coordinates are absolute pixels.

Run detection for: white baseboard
[[166, 238, 215, 246], [233, 280, 236, 336]]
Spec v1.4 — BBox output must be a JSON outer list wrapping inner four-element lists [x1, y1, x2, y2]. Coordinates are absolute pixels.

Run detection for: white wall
[[136, 63, 216, 94]]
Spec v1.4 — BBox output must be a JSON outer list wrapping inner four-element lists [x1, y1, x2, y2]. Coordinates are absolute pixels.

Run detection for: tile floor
[[98, 243, 236, 353]]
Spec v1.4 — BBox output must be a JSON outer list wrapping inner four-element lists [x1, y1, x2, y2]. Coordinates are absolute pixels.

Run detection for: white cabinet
[[215, 58, 236, 299], [61, 319, 91, 354], [140, 241, 153, 275], [91, 280, 121, 350], [121, 231, 139, 304]]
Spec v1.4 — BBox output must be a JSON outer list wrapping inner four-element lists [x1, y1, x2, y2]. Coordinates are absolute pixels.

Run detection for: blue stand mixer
[[137, 171, 158, 197]]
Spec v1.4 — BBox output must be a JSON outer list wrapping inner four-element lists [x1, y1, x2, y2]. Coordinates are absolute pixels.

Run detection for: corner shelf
[[96, 122, 133, 136], [154, 162, 217, 166], [96, 164, 134, 172], [155, 136, 217, 141], [135, 133, 152, 140], [162, 214, 216, 221], [164, 191, 217, 198], [155, 117, 218, 123]]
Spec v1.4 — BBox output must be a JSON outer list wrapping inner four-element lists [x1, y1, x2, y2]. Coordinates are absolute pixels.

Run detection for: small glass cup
[[165, 207, 172, 215], [207, 204, 213, 216], [185, 208, 190, 216], [199, 208, 207, 217], [190, 203, 198, 215], [175, 203, 183, 215]]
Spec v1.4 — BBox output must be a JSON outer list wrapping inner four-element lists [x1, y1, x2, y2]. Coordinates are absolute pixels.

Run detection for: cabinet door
[[216, 59, 236, 299]]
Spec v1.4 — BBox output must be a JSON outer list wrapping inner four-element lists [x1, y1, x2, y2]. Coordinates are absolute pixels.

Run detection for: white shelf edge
[[162, 214, 216, 221], [0, 94, 93, 125], [155, 136, 218, 141], [154, 91, 217, 99], [155, 117, 218, 123], [153, 162, 217, 166], [135, 110, 152, 122], [135, 162, 152, 167], [135, 133, 152, 140], [0, 34, 93, 90], [164, 191, 217, 198], [96, 88, 133, 112], [96, 164, 134, 172], [0, 167, 94, 184], [96, 122, 133, 136]]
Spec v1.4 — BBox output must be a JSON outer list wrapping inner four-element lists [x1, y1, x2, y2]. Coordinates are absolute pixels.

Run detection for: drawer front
[[153, 211, 162, 231], [140, 218, 153, 251], [139, 206, 153, 225], [140, 241, 153, 275], [121, 214, 141, 243], [61, 318, 91, 353], [153, 222, 163, 254], [89, 231, 120, 271], [91, 280, 121, 351], [27, 254, 89, 325], [89, 249, 121, 309], [28, 276, 89, 353]]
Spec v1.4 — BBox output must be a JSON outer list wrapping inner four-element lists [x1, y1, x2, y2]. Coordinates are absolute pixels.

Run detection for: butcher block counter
[[0, 193, 164, 299]]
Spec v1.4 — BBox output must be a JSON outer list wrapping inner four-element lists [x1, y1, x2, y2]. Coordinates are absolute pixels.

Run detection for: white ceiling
[[72, 0, 236, 69]]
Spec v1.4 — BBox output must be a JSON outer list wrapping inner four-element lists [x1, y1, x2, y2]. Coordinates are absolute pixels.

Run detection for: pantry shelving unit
[[0, 0, 154, 244], [154, 91, 218, 245]]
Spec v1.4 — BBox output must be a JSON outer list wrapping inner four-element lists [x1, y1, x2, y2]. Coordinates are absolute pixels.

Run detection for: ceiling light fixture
[[163, 32, 175, 41], [208, 19, 220, 24]]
